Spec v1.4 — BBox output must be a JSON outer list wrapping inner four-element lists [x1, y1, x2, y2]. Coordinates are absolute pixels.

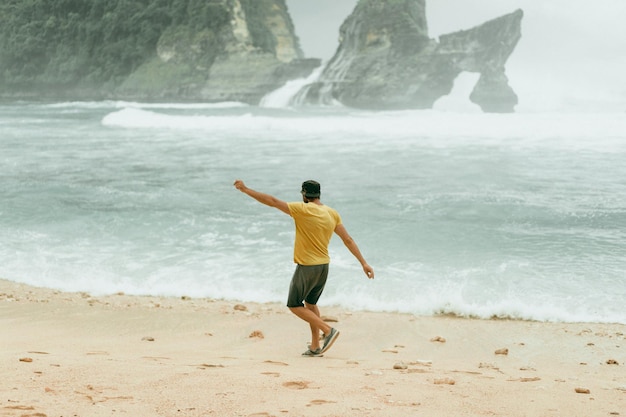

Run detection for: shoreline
[[2, 279, 625, 416]]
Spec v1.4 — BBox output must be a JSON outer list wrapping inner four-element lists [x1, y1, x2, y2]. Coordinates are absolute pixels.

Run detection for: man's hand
[[234, 179, 247, 192], [363, 264, 375, 279]]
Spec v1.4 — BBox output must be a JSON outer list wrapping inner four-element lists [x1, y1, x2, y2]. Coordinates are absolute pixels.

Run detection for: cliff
[[296, 0, 523, 113], [0, 0, 319, 102], [0, 0, 522, 110]]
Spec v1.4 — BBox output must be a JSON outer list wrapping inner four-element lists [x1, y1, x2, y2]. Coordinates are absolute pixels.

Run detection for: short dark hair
[[301, 180, 321, 198]]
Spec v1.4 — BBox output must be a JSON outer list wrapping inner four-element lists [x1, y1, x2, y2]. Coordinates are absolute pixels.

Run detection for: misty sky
[[285, 0, 626, 111]]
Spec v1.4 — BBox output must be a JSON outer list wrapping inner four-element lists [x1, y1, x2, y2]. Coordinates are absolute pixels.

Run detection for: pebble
[[430, 336, 446, 343], [19, 357, 33, 363], [495, 348, 509, 355], [575, 387, 591, 394], [393, 362, 408, 370], [141, 336, 155, 341], [366, 370, 383, 376], [233, 304, 247, 311], [606, 359, 619, 365], [249, 330, 264, 339]]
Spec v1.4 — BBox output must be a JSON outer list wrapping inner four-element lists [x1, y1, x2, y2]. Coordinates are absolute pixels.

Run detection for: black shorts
[[286, 264, 329, 308]]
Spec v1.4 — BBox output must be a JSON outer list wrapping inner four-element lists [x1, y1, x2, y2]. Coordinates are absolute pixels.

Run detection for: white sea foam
[[101, 106, 626, 153], [260, 65, 325, 108]]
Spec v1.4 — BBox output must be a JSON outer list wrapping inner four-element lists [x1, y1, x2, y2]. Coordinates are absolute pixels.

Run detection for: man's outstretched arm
[[334, 224, 374, 279], [234, 180, 290, 215]]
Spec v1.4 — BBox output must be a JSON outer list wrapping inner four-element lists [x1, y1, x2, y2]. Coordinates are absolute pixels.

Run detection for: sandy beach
[[1, 279, 624, 417]]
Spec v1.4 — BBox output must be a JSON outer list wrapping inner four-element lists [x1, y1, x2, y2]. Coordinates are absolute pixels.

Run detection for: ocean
[[1, 99, 625, 324]]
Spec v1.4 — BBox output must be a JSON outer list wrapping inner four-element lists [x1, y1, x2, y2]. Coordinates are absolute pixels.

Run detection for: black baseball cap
[[301, 180, 321, 198]]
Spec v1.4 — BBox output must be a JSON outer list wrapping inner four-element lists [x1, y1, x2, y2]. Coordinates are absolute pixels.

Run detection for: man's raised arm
[[234, 180, 290, 215]]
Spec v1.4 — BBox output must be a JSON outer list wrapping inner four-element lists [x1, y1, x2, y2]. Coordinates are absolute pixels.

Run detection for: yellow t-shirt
[[287, 202, 342, 265]]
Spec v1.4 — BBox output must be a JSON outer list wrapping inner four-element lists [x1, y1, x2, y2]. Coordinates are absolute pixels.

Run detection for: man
[[233, 179, 374, 356]]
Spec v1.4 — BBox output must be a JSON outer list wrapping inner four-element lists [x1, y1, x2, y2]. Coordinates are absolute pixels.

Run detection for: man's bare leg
[[305, 302, 323, 348], [289, 304, 332, 351]]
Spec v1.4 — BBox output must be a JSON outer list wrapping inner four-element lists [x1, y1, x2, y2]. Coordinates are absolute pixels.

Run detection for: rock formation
[[0, 0, 319, 103], [0, 0, 522, 110], [296, 0, 523, 113], [120, 0, 320, 103]]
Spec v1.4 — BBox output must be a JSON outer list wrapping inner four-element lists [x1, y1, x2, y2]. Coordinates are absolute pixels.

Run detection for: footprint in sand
[[308, 399, 336, 406], [263, 360, 289, 366], [4, 405, 46, 417], [282, 381, 311, 390]]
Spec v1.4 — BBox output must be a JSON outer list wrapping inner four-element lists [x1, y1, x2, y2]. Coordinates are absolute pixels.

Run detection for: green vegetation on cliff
[[0, 0, 317, 102], [0, 0, 231, 93]]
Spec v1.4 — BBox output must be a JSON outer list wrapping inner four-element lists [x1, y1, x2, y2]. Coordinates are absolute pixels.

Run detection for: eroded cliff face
[[119, 0, 318, 102], [297, 0, 523, 112], [0, 0, 318, 102], [195, 0, 318, 103], [0, 0, 521, 108]]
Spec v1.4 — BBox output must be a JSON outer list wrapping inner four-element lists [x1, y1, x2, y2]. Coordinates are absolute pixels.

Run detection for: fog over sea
[[2, 1, 625, 324]]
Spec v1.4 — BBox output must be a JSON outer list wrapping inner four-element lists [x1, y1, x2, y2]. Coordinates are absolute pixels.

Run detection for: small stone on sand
[[430, 336, 446, 343], [142, 336, 155, 341], [234, 304, 247, 311], [393, 362, 408, 370], [249, 330, 264, 339], [495, 348, 509, 355], [19, 357, 33, 363], [574, 387, 590, 394]]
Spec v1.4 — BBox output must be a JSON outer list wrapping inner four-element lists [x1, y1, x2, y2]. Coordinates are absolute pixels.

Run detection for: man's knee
[[288, 306, 303, 314]]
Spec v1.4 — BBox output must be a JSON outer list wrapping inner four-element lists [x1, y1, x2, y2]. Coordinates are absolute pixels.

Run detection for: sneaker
[[320, 328, 340, 353], [302, 348, 323, 357]]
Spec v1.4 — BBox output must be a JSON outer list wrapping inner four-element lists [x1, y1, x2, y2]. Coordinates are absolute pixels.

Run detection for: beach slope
[[1, 279, 624, 416]]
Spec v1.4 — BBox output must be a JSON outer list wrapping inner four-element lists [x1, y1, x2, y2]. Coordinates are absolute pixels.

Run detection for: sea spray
[[260, 66, 325, 108]]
